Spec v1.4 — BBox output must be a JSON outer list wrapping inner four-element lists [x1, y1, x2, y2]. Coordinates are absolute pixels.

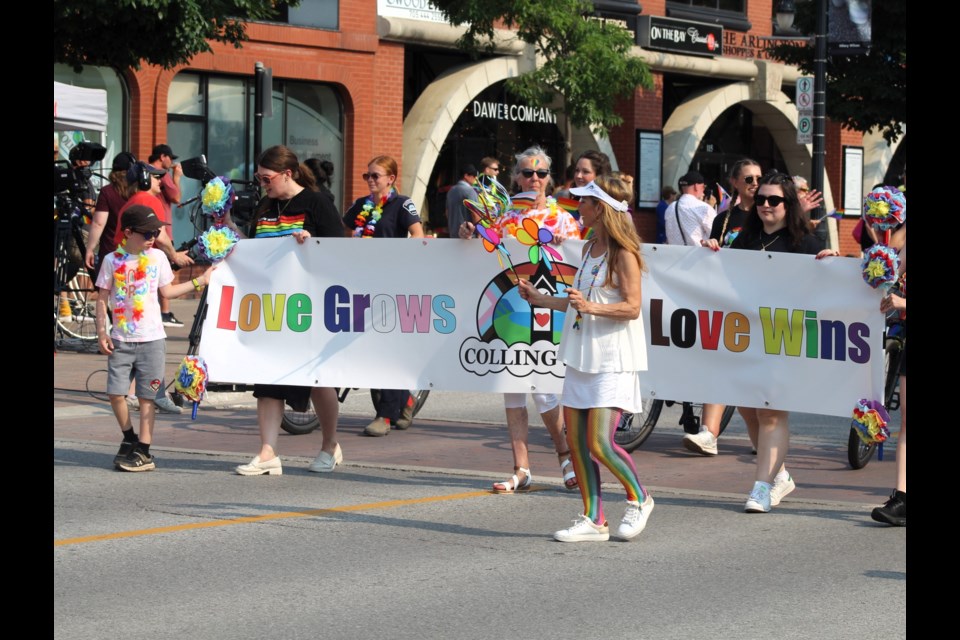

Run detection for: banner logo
[[459, 261, 577, 378]]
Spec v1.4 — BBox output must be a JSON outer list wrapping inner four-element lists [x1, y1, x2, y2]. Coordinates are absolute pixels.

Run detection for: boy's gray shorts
[[106, 339, 166, 398]]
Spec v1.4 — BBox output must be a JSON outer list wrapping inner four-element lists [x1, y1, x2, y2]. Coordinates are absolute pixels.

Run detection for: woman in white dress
[[518, 175, 653, 542]]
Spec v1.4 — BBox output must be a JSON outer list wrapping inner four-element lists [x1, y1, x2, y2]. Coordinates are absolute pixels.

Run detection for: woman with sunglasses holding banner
[[724, 173, 835, 512], [458, 146, 581, 494], [219, 144, 346, 476], [342, 155, 424, 437]]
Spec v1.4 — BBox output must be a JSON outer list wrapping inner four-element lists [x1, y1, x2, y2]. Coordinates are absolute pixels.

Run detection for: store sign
[[471, 100, 558, 124], [636, 16, 722, 57], [378, 0, 448, 23]]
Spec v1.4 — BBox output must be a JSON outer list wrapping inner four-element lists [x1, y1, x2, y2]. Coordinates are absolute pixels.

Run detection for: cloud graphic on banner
[[459, 336, 562, 378]]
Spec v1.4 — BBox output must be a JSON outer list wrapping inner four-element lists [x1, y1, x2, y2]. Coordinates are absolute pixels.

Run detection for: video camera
[[53, 141, 107, 196]]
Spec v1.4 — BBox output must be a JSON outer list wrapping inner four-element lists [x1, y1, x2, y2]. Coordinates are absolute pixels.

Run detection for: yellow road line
[[54, 487, 543, 547]]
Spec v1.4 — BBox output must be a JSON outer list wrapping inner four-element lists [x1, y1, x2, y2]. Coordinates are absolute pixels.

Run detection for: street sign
[[797, 114, 813, 145], [797, 76, 814, 110]]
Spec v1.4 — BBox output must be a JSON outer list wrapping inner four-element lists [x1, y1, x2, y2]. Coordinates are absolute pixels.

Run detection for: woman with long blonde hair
[[519, 175, 653, 542]]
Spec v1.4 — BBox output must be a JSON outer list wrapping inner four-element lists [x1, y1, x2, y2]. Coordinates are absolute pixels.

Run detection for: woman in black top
[[729, 173, 836, 513], [221, 144, 346, 476], [342, 155, 424, 436]]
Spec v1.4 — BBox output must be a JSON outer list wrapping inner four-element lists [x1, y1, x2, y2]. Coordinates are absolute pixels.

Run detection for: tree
[[54, 1, 295, 72], [767, 0, 906, 144], [431, 0, 653, 138]]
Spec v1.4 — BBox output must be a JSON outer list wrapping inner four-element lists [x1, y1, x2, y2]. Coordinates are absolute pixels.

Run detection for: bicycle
[[614, 399, 736, 452], [280, 388, 431, 435], [846, 313, 904, 469], [53, 188, 101, 352]]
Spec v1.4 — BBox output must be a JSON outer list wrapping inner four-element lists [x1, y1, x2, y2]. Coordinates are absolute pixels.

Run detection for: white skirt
[[561, 366, 642, 414]]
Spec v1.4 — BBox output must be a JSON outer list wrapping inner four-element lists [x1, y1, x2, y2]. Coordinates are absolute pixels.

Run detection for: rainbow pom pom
[[850, 398, 891, 446], [201, 177, 235, 217], [863, 186, 906, 231], [861, 244, 900, 291], [197, 226, 239, 263], [174, 356, 209, 420]]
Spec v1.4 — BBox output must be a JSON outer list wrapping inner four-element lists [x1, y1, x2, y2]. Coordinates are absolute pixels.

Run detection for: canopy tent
[[54, 81, 107, 132]]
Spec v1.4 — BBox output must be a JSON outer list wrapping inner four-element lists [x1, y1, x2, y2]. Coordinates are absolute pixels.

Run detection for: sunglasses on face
[[363, 172, 389, 181], [254, 172, 285, 186], [488, 166, 500, 172], [755, 194, 786, 207], [520, 169, 550, 179], [743, 175, 762, 185], [134, 229, 161, 240]]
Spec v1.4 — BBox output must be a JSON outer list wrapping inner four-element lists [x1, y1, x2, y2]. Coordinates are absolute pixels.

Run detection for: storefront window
[[424, 80, 566, 235], [167, 72, 344, 246], [666, 0, 751, 31], [53, 64, 127, 185], [274, 0, 339, 30]]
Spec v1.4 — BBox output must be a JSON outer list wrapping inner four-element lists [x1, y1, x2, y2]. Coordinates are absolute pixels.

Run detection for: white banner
[[199, 239, 884, 416]]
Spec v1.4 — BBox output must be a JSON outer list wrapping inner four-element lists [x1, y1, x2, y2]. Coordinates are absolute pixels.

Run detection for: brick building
[[54, 0, 905, 252]]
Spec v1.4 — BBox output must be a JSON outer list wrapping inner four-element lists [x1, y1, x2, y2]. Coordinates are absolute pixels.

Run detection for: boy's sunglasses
[[134, 229, 161, 240], [520, 169, 550, 179]]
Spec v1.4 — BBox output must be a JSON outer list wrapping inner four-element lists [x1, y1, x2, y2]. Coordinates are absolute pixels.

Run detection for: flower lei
[[353, 189, 394, 238], [111, 240, 150, 335]]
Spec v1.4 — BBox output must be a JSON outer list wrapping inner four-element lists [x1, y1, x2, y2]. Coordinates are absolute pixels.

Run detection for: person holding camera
[[148, 144, 186, 327]]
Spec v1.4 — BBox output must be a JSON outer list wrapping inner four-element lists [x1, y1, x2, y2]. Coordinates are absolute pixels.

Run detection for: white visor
[[569, 181, 629, 213]]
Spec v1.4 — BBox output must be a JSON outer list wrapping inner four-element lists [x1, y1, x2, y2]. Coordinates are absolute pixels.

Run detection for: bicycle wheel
[[410, 389, 430, 416], [614, 398, 663, 452], [847, 338, 901, 469], [680, 403, 736, 435], [280, 409, 320, 435], [55, 270, 99, 344], [847, 426, 877, 469]]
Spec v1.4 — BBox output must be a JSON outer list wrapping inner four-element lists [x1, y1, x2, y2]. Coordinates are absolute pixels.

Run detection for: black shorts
[[253, 384, 312, 412]]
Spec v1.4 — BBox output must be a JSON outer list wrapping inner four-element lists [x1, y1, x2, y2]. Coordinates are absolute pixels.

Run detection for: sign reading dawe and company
[[636, 16, 723, 57]]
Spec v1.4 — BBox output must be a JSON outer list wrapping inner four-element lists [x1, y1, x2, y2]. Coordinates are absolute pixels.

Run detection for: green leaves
[[432, 0, 653, 136], [54, 0, 292, 72]]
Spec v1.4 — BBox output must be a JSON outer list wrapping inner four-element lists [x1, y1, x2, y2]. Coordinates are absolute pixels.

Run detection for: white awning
[[54, 81, 107, 132]]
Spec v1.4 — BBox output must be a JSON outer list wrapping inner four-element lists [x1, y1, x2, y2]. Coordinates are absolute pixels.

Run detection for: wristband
[[192, 278, 203, 291]]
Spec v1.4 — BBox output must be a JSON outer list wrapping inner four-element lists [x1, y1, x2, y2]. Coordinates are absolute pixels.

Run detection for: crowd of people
[[81, 140, 906, 539]]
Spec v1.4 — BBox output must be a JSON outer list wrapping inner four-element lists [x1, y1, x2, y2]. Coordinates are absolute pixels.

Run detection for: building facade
[[54, 0, 905, 255]]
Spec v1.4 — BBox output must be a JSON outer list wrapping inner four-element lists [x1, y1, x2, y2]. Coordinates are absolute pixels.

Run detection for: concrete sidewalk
[[54, 298, 897, 508]]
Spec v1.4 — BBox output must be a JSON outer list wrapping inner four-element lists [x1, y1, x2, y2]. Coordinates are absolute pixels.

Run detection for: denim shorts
[[106, 339, 166, 398]]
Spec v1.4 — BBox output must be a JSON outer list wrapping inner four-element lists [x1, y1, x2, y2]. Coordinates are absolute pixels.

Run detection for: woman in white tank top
[[519, 175, 655, 543]]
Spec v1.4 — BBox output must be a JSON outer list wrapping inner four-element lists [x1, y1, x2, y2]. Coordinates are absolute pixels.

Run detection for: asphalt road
[[54, 299, 907, 639]]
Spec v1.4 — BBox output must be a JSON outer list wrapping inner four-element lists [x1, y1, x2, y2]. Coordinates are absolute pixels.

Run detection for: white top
[[664, 193, 717, 246], [558, 249, 648, 373]]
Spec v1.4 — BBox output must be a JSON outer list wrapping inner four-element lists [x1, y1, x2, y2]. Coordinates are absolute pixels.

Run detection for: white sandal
[[492, 467, 532, 493], [558, 451, 578, 491]]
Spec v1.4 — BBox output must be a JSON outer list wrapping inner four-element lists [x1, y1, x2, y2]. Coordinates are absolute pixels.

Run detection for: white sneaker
[[682, 429, 718, 456], [554, 515, 610, 542], [770, 472, 796, 506], [308, 444, 343, 473], [617, 494, 655, 540], [154, 396, 183, 414], [745, 482, 772, 513], [125, 396, 139, 412]]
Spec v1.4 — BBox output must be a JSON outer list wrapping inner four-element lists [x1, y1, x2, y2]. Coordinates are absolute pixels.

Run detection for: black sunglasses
[[134, 229, 161, 240], [755, 194, 786, 207], [743, 175, 762, 185], [520, 169, 550, 179]]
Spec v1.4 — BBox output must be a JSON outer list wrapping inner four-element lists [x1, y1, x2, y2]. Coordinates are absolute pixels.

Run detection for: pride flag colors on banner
[[199, 239, 883, 416]]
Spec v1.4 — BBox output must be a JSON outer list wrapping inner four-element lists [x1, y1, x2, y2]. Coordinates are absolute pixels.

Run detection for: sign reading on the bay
[[636, 15, 722, 57]]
